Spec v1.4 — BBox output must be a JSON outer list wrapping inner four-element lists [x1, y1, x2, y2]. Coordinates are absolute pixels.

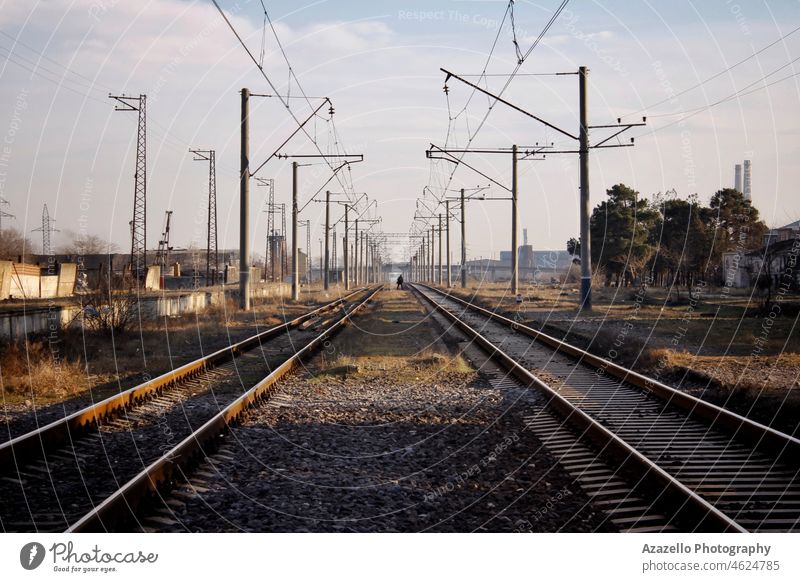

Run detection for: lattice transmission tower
[[0, 197, 14, 232], [32, 204, 58, 256], [110, 93, 147, 280], [258, 178, 276, 281], [191, 149, 218, 285]]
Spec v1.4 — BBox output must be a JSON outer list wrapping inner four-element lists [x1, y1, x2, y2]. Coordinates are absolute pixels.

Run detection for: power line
[[212, 0, 358, 203], [626, 23, 800, 117], [647, 54, 800, 117], [425, 0, 570, 222], [647, 69, 800, 135]]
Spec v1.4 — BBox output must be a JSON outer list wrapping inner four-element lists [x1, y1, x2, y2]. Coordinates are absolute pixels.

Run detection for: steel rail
[[411, 283, 748, 532], [67, 285, 382, 532], [0, 287, 368, 473], [416, 283, 800, 464]]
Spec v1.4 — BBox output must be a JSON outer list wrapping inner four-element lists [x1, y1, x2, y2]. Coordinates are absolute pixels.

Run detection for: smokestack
[[734, 164, 742, 193], [743, 159, 752, 201]]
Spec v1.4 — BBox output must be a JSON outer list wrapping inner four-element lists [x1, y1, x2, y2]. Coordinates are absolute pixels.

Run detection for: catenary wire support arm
[[441, 68, 578, 140], [280, 153, 364, 297], [249, 98, 333, 178], [426, 145, 511, 192]]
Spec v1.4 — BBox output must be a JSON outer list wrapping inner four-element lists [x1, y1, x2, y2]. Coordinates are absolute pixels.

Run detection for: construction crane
[[154, 210, 173, 268]]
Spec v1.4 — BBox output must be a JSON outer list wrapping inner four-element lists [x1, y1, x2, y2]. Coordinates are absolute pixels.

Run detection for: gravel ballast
[[146, 290, 612, 532]]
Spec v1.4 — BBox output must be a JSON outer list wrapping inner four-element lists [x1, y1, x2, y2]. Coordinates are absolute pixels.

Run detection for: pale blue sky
[[0, 0, 798, 261]]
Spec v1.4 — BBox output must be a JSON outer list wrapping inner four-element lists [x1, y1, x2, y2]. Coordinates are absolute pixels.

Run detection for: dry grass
[[0, 290, 338, 404], [444, 282, 800, 433], [0, 340, 89, 399], [310, 350, 474, 387]]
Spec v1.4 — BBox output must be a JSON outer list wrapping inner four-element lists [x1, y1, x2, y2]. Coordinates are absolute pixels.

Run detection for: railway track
[[0, 286, 380, 533], [412, 283, 800, 533]]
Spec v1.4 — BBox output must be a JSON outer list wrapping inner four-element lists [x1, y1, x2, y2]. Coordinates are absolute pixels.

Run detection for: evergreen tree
[[590, 184, 659, 286]]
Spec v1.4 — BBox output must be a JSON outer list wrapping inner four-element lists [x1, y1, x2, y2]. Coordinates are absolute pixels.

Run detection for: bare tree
[[75, 277, 139, 335], [0, 227, 31, 261], [59, 230, 119, 255]]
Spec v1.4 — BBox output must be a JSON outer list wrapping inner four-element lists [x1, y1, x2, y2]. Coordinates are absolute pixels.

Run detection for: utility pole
[[461, 188, 466, 288], [241, 91, 361, 301], [292, 161, 299, 300], [307, 221, 312, 283], [110, 93, 147, 281], [190, 149, 218, 285], [446, 200, 451, 287], [324, 190, 330, 290], [273, 154, 362, 298], [424, 236, 429, 282], [332, 228, 337, 283], [360, 232, 365, 284], [362, 232, 367, 283], [366, 239, 371, 284], [429, 226, 434, 282], [438, 214, 443, 285], [239, 88, 251, 309], [298, 219, 312, 285], [322, 191, 362, 288], [579, 66, 591, 310], [281, 204, 288, 280], [337, 197, 374, 288], [436, 67, 644, 310], [511, 144, 519, 294], [344, 205, 349, 290], [420, 240, 424, 282], [354, 219, 359, 286]]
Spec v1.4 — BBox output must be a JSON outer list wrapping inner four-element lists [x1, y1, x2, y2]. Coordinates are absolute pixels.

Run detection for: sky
[[0, 0, 798, 263]]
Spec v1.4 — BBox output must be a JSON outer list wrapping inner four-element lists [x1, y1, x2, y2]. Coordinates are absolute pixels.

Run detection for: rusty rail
[[0, 287, 368, 473], [67, 285, 382, 532], [412, 283, 748, 533], [417, 283, 800, 464]]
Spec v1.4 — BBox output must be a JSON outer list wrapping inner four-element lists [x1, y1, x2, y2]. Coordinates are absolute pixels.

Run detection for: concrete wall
[[145, 265, 161, 290], [145, 282, 290, 318], [0, 262, 78, 300], [10, 274, 39, 299], [0, 282, 291, 340], [0, 261, 12, 300], [57, 263, 77, 296], [40, 276, 59, 298], [225, 265, 239, 284], [0, 305, 79, 340]]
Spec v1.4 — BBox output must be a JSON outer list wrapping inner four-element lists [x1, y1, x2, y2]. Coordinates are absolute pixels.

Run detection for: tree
[[706, 188, 767, 283], [59, 230, 118, 255], [649, 195, 710, 299], [566, 237, 581, 257], [75, 276, 139, 335], [590, 184, 659, 286], [0, 227, 31, 261], [709, 188, 768, 252]]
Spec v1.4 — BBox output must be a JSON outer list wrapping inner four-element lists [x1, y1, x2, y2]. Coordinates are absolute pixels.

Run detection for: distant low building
[[466, 249, 573, 283], [723, 220, 800, 288], [762, 219, 800, 247]]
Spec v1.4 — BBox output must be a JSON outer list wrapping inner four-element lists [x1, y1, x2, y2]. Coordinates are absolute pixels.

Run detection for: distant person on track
[[396, 275, 404, 290]]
